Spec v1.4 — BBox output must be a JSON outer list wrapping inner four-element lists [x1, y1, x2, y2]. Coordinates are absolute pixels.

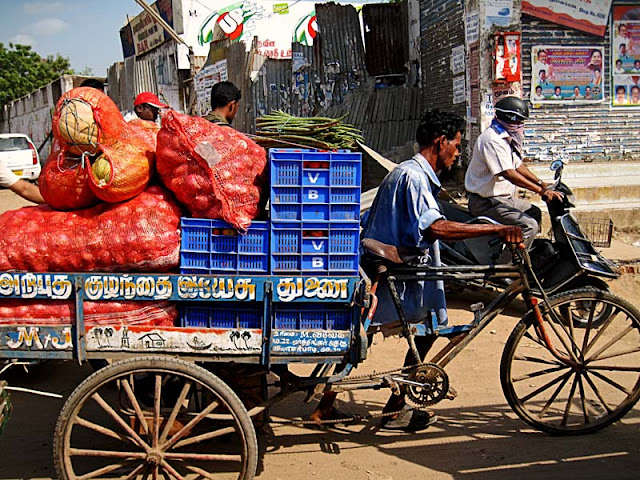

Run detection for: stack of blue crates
[[270, 149, 362, 275], [179, 148, 362, 332]]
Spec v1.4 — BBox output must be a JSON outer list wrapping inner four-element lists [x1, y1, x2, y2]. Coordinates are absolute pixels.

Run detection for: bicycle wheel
[[501, 288, 640, 435], [54, 356, 258, 480]]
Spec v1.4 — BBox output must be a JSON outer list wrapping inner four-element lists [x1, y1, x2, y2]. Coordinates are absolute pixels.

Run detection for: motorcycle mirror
[[550, 159, 564, 172]]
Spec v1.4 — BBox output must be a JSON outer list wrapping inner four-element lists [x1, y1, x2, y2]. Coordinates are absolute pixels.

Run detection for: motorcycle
[[437, 159, 619, 301]]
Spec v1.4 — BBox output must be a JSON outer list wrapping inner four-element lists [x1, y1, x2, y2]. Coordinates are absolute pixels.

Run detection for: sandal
[[380, 406, 437, 432]]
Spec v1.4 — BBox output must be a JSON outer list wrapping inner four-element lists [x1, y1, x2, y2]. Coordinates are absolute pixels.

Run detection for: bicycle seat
[[361, 238, 422, 264]]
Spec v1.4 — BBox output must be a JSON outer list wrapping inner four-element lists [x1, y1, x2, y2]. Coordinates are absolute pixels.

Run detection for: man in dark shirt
[[205, 81, 241, 126]]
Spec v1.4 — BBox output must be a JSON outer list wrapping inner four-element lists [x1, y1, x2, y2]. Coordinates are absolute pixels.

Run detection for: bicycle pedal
[[445, 385, 458, 400]]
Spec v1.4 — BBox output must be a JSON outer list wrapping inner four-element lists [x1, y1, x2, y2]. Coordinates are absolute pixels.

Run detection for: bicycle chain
[[334, 362, 425, 383], [269, 363, 434, 426], [269, 408, 413, 426]]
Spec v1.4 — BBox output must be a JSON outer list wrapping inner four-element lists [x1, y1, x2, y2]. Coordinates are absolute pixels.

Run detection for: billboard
[[530, 46, 605, 105], [522, 0, 613, 37], [120, 0, 174, 58], [611, 4, 640, 108]]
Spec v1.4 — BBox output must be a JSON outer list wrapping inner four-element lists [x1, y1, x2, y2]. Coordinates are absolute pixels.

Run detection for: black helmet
[[495, 96, 529, 123]]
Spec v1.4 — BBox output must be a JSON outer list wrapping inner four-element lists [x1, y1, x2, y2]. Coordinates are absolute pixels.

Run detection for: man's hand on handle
[[496, 225, 523, 244], [540, 186, 564, 203]]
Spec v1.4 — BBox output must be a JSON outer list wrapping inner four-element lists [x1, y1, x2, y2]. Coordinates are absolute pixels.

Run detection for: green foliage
[[75, 66, 94, 76], [0, 43, 73, 106]]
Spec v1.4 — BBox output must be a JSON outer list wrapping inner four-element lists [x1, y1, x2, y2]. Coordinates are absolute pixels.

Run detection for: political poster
[[530, 46, 604, 105], [611, 5, 640, 108]]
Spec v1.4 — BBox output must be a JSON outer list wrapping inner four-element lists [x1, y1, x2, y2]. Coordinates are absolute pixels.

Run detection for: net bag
[[156, 110, 267, 232], [87, 125, 155, 204], [0, 300, 176, 327], [0, 186, 182, 273], [39, 140, 98, 211], [128, 118, 161, 151], [52, 87, 125, 156]]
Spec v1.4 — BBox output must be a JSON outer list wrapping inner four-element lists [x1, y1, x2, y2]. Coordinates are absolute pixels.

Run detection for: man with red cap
[[133, 92, 169, 123]]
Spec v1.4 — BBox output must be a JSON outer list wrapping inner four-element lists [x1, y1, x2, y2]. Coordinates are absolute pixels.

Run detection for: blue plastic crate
[[271, 221, 360, 275], [274, 303, 353, 330], [180, 302, 263, 329], [270, 149, 362, 222], [272, 186, 302, 203], [330, 187, 360, 204], [181, 218, 210, 252], [328, 255, 360, 272], [180, 218, 269, 274]]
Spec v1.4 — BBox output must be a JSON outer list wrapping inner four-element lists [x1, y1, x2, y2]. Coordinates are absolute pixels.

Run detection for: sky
[[0, 0, 144, 76], [0, 0, 378, 77]]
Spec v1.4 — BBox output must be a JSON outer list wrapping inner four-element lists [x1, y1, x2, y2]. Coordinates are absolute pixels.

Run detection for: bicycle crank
[[403, 363, 450, 407]]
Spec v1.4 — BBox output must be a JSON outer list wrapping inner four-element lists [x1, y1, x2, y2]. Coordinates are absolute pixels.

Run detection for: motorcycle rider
[[465, 96, 563, 254]]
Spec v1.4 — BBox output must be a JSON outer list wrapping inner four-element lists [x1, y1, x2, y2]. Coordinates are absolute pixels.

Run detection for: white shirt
[[465, 125, 522, 198], [0, 161, 19, 188]]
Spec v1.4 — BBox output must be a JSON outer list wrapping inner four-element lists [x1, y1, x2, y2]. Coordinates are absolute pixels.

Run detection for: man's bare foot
[[310, 407, 330, 425]]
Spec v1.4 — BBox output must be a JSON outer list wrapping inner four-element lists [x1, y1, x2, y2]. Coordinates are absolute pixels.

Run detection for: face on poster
[[612, 5, 640, 107], [530, 46, 604, 104]]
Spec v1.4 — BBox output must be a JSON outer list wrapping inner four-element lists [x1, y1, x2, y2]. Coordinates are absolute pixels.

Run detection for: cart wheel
[[501, 289, 640, 435], [53, 356, 258, 480]]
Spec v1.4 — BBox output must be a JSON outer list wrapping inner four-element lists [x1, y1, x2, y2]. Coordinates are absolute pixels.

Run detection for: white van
[[0, 133, 41, 181]]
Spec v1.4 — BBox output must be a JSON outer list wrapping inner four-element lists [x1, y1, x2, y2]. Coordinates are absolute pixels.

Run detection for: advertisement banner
[[121, 0, 173, 57], [611, 5, 640, 108], [530, 46, 605, 104], [522, 0, 613, 37]]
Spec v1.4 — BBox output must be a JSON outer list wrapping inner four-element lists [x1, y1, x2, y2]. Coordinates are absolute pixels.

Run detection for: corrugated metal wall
[[522, 15, 640, 162], [315, 3, 368, 110], [321, 84, 421, 154], [225, 41, 252, 132], [363, 3, 409, 76], [290, 43, 317, 118], [251, 58, 293, 122]]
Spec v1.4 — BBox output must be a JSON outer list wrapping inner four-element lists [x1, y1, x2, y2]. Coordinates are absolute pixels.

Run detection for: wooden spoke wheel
[[501, 289, 640, 435], [54, 356, 258, 480]]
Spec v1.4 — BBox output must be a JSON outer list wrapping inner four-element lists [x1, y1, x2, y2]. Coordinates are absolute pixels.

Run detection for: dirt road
[[1, 291, 639, 480], [1, 188, 639, 479]]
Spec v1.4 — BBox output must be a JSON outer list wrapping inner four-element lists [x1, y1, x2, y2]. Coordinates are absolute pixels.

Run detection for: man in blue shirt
[[311, 110, 522, 431]]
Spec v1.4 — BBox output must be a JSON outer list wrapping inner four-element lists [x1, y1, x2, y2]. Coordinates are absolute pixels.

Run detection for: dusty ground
[[1, 188, 640, 479]]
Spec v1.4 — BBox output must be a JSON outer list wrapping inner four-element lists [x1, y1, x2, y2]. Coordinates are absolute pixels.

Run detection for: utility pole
[[133, 0, 197, 114]]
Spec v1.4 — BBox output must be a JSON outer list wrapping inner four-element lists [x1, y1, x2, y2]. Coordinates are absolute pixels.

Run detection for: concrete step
[[529, 161, 640, 181], [522, 162, 640, 230]]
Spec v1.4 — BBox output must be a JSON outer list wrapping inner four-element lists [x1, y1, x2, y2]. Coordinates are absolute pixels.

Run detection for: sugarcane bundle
[[253, 111, 364, 150]]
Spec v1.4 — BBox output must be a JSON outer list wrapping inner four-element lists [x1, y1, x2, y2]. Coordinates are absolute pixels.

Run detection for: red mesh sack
[[52, 87, 125, 156], [0, 186, 182, 273], [0, 300, 176, 327], [87, 124, 155, 204], [39, 140, 98, 210], [51, 87, 154, 204], [128, 118, 161, 151], [156, 110, 267, 232]]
